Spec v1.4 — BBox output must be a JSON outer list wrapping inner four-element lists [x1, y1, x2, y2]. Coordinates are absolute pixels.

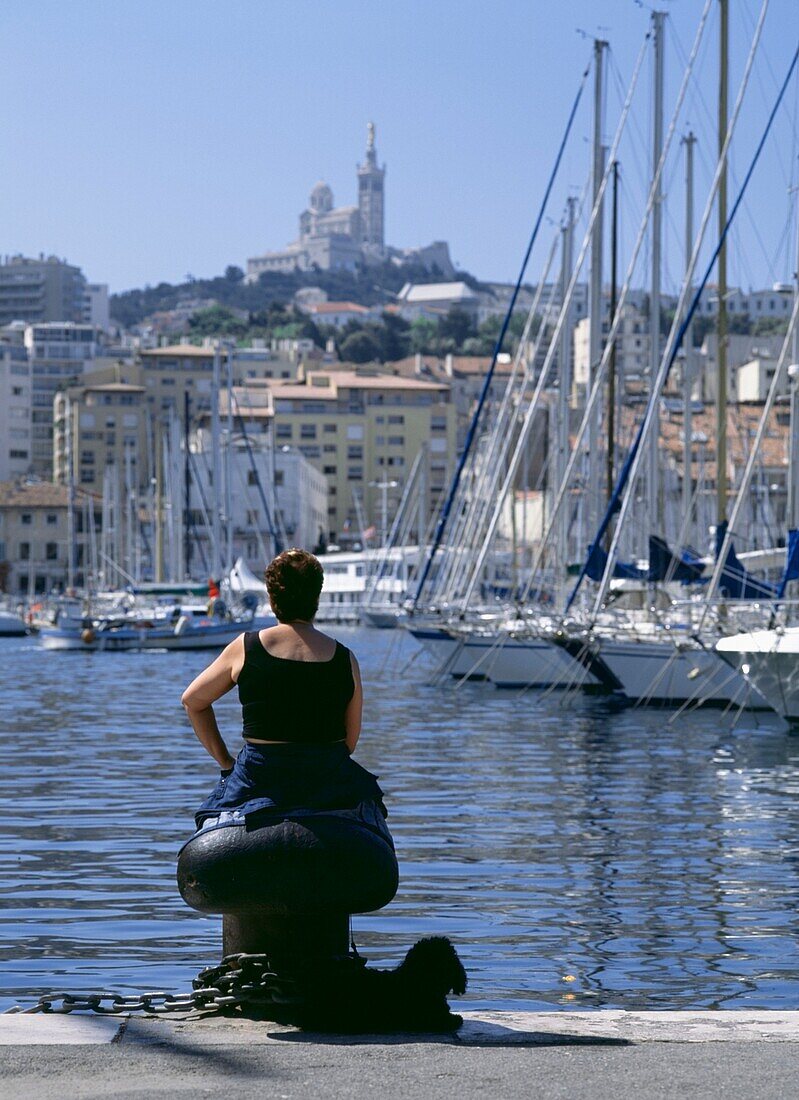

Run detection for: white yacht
[[716, 628, 799, 722]]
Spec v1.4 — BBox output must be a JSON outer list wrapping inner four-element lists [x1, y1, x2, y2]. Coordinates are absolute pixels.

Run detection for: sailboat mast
[[225, 344, 235, 573], [587, 37, 607, 538], [211, 342, 222, 581], [648, 10, 665, 543], [606, 160, 619, 515], [682, 131, 697, 528], [154, 419, 164, 583], [558, 197, 575, 569], [183, 389, 192, 580], [788, 191, 799, 529], [65, 394, 76, 592], [716, 0, 729, 526]]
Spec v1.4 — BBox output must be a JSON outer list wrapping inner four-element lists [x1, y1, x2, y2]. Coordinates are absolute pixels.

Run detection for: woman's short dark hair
[[264, 549, 324, 622]]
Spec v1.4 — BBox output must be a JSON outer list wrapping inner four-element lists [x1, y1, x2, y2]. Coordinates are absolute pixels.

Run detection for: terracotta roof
[[605, 402, 792, 487], [304, 370, 448, 392], [0, 480, 98, 508], [307, 302, 369, 315]]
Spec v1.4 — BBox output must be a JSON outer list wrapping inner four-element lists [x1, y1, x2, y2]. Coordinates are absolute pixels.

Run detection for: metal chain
[[2, 951, 354, 1016]]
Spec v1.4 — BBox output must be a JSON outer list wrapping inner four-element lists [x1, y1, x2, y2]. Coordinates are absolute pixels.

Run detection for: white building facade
[[0, 343, 32, 481]]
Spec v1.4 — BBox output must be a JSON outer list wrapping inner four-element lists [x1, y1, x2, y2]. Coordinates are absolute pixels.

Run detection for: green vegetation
[[110, 261, 480, 330]]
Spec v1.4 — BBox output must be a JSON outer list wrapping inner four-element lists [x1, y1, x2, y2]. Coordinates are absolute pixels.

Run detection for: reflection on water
[[2, 627, 799, 1011]]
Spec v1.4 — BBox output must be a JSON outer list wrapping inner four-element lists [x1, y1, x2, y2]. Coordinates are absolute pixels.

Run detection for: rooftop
[[306, 302, 370, 315], [398, 281, 478, 304], [0, 480, 90, 508], [139, 344, 217, 358]]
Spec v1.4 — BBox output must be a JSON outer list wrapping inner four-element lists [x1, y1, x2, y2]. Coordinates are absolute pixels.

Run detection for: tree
[[339, 330, 381, 363], [374, 312, 411, 361], [188, 305, 248, 337], [439, 307, 475, 346], [225, 265, 244, 283], [410, 317, 438, 354]]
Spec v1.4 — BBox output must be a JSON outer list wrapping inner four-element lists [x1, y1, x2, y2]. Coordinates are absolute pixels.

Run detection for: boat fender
[[177, 812, 398, 917], [81, 628, 96, 645], [173, 615, 190, 636]]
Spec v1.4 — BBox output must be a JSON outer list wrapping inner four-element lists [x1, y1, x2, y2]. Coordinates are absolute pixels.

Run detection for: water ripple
[[1, 628, 798, 1010]]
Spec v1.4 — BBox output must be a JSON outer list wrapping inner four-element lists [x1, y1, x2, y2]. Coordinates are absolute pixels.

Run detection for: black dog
[[295, 936, 467, 1033]]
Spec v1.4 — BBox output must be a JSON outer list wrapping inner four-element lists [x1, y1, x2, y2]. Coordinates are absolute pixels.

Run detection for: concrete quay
[[2, 1010, 799, 1099]]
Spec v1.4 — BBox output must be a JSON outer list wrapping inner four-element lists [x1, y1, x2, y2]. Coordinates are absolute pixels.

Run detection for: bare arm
[[181, 634, 246, 769], [344, 652, 363, 753]]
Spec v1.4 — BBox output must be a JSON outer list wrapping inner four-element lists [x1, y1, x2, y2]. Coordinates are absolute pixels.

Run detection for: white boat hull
[[597, 636, 751, 705], [0, 611, 27, 637], [717, 629, 799, 721], [39, 618, 266, 652], [469, 634, 600, 689]]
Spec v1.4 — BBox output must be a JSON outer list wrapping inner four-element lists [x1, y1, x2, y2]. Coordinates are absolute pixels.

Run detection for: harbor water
[[1, 626, 799, 1012]]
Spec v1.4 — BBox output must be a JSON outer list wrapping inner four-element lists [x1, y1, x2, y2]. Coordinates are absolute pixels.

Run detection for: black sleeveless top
[[237, 631, 355, 744]]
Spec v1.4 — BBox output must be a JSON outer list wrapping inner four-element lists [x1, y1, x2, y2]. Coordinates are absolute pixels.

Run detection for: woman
[[181, 548, 389, 836]]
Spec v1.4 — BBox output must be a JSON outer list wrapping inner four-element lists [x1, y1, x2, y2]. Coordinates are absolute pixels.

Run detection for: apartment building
[[53, 381, 147, 489], [0, 479, 100, 594], [24, 323, 99, 477], [0, 341, 32, 481], [0, 255, 87, 326], [218, 368, 455, 541]]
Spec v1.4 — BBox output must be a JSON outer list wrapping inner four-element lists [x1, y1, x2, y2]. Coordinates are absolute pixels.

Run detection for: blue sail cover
[[715, 521, 778, 599], [646, 535, 705, 583], [585, 542, 644, 582], [585, 536, 704, 585], [776, 528, 799, 598]]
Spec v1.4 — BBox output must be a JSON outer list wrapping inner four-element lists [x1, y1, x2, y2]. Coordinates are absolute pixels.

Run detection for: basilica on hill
[[245, 124, 453, 281]]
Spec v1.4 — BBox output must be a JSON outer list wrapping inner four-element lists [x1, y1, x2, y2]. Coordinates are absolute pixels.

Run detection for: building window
[[80, 471, 95, 484], [274, 471, 284, 487], [46, 542, 58, 561], [19, 541, 30, 560], [323, 423, 336, 434], [388, 436, 404, 446], [46, 514, 57, 525], [346, 424, 364, 441], [81, 451, 94, 464], [431, 416, 447, 431], [21, 513, 32, 525], [388, 415, 404, 425], [323, 465, 337, 475], [347, 466, 363, 480], [300, 424, 317, 439], [246, 509, 259, 525], [347, 445, 363, 460]]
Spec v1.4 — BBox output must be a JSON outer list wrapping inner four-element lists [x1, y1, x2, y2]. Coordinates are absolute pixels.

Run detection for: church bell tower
[[357, 122, 385, 251]]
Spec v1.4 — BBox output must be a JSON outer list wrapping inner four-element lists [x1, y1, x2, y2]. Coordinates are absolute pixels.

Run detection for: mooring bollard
[[177, 812, 399, 968]]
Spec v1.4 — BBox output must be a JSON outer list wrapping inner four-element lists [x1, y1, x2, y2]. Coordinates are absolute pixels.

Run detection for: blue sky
[[1, 0, 797, 295]]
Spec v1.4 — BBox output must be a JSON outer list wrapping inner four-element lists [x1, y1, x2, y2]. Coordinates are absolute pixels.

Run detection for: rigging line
[[698, 291, 799, 625], [737, 0, 794, 184], [524, 4, 715, 607], [460, 28, 654, 611], [410, 57, 592, 610], [230, 390, 280, 552], [578, 0, 778, 619], [449, 244, 565, 608], [437, 233, 562, 605]]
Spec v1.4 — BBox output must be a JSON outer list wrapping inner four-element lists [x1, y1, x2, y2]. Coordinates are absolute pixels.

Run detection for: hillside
[[110, 261, 484, 330]]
